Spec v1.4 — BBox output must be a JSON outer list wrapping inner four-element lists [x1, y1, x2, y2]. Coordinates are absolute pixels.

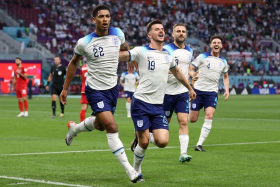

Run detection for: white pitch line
[[1, 141, 280, 157], [0, 176, 92, 187]]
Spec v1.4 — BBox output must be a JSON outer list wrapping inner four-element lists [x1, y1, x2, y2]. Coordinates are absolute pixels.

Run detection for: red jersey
[[14, 66, 27, 90], [80, 64, 88, 93]]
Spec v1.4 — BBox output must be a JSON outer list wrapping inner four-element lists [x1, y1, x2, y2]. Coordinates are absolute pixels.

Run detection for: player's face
[[210, 38, 223, 54], [93, 10, 111, 31], [15, 59, 21, 66], [54, 57, 61, 66], [148, 24, 165, 43], [173, 26, 187, 43]]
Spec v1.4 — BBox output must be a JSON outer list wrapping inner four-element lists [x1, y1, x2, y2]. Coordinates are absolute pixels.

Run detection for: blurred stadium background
[[1, 0, 280, 187], [0, 0, 280, 96]]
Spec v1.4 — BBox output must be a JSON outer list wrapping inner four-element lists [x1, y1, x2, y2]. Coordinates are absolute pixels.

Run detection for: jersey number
[[148, 60, 155, 70], [207, 63, 210, 69], [93, 47, 104, 58]]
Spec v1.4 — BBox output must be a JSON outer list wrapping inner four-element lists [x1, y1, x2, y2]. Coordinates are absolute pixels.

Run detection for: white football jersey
[[74, 27, 125, 90], [191, 52, 229, 93], [129, 46, 176, 104], [120, 71, 140, 92], [164, 43, 193, 95]]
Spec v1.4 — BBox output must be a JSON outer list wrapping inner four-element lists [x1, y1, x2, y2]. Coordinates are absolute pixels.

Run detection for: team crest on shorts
[[112, 37, 119, 46], [192, 103, 196, 109], [165, 111, 170, 116], [22, 89, 26, 94], [97, 101, 104, 108], [58, 71, 62, 75], [137, 120, 143, 127]]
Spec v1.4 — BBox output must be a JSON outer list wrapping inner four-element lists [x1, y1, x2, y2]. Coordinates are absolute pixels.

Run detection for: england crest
[[192, 103, 196, 109], [97, 101, 104, 108], [112, 37, 119, 46], [137, 120, 143, 127], [58, 71, 62, 75], [165, 111, 170, 116]]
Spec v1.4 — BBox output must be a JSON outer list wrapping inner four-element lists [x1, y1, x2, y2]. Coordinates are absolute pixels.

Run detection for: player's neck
[[174, 41, 185, 49], [95, 28, 109, 36], [149, 40, 163, 51], [211, 51, 220, 57]]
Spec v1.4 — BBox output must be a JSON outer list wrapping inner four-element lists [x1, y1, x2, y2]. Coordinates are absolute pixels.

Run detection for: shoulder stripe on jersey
[[169, 65, 176, 69], [74, 51, 82, 56], [191, 63, 197, 68], [128, 51, 132, 62]]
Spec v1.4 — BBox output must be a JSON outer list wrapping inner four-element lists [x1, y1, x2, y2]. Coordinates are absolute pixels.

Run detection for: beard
[[16, 63, 20, 66]]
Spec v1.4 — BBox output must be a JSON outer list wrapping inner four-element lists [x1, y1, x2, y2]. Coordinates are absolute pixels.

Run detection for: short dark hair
[[146, 19, 163, 33], [92, 4, 111, 17], [54, 56, 60, 59], [210, 35, 223, 43], [173, 23, 186, 31], [15, 57, 22, 61]]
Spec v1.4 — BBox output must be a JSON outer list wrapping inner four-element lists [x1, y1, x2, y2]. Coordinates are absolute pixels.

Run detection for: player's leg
[[80, 93, 89, 122], [195, 92, 218, 152], [50, 85, 57, 118], [125, 91, 132, 118], [17, 93, 24, 117], [58, 87, 64, 117], [131, 97, 152, 181], [80, 104, 88, 122], [67, 85, 141, 182], [51, 94, 57, 118], [19, 88, 28, 117], [173, 93, 191, 162]]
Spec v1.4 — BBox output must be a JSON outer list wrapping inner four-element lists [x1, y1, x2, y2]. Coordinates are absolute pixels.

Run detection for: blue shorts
[[190, 89, 218, 111], [164, 92, 189, 118], [124, 91, 134, 100], [131, 97, 169, 131], [85, 85, 119, 116]]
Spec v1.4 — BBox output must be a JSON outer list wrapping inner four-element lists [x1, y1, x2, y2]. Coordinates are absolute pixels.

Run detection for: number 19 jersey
[[74, 27, 125, 90], [129, 46, 176, 104]]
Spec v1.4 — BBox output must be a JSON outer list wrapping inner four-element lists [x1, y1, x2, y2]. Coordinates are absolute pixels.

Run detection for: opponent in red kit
[[12, 57, 28, 117], [80, 63, 88, 122]]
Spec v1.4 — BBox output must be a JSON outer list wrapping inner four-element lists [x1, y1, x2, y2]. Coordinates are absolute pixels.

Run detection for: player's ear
[[147, 33, 151, 39], [172, 32, 174, 38], [92, 17, 96, 24]]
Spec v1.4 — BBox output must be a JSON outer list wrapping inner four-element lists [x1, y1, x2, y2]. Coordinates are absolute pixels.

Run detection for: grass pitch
[[0, 95, 280, 187]]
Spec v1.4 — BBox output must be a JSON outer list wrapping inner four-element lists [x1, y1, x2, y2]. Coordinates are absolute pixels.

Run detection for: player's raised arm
[[120, 42, 130, 51], [60, 54, 82, 105], [170, 66, 196, 100], [119, 51, 130, 62], [222, 72, 229, 101]]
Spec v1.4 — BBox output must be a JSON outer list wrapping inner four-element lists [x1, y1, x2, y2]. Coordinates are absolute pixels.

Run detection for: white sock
[[126, 102, 131, 116], [149, 132, 155, 145], [179, 134, 189, 155], [107, 133, 134, 172], [75, 117, 96, 133], [134, 144, 146, 174], [197, 119, 212, 146]]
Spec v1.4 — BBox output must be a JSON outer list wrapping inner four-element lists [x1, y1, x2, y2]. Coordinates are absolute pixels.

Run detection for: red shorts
[[16, 88, 27, 98], [80, 93, 88, 104]]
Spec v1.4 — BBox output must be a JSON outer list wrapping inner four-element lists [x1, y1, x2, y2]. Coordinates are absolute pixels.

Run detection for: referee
[[46, 56, 67, 118]]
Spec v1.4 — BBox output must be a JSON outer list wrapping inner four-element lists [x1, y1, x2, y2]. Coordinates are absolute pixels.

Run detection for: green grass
[[0, 95, 280, 187]]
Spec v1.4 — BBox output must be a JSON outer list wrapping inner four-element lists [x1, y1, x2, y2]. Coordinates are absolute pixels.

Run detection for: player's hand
[[189, 89, 196, 100], [223, 91, 229, 101], [45, 86, 49, 91], [60, 89, 68, 105], [193, 72, 199, 81], [11, 87, 14, 92]]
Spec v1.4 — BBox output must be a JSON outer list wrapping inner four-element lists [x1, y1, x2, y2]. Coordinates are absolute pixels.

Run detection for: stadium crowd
[[0, 0, 280, 78]]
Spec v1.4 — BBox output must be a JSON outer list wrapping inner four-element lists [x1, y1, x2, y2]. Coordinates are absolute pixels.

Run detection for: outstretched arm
[[60, 54, 82, 105], [223, 73, 229, 101]]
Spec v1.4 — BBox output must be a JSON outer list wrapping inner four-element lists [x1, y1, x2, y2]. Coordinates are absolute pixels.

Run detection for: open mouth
[[102, 23, 108, 27], [158, 34, 164, 38], [214, 46, 219, 50]]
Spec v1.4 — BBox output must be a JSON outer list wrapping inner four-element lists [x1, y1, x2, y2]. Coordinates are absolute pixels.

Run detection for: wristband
[[47, 81, 50, 86]]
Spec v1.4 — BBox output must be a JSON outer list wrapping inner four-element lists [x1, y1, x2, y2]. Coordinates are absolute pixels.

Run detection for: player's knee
[[189, 117, 198, 123], [95, 122, 105, 131], [205, 114, 214, 120], [155, 139, 169, 148], [178, 119, 188, 126]]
